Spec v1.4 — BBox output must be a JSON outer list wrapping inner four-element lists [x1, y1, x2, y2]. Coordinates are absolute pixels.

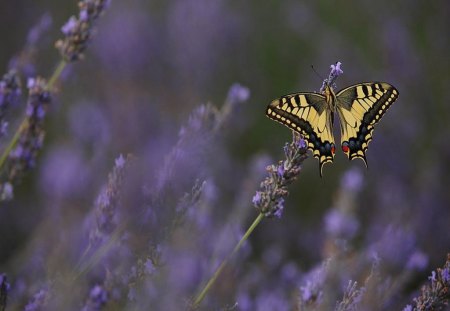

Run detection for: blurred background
[[0, 0, 449, 310]]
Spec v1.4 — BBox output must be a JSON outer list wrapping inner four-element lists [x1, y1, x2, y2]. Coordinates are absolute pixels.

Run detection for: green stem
[[47, 60, 67, 89], [0, 60, 66, 172], [191, 212, 265, 308]]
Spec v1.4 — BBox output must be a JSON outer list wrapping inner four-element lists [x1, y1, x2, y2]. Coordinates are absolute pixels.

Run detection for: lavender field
[[0, 0, 449, 310]]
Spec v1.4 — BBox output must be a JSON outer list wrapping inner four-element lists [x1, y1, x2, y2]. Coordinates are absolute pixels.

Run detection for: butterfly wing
[[266, 93, 335, 176], [335, 82, 399, 166]]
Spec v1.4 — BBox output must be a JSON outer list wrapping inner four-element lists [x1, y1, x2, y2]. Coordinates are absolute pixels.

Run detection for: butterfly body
[[266, 81, 399, 176]]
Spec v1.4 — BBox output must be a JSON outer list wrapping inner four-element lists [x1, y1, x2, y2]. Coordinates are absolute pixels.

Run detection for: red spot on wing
[[331, 144, 335, 154], [342, 143, 349, 153]]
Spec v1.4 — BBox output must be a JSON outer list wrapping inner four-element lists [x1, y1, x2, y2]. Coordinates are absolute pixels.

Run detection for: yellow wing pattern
[[335, 82, 399, 166], [266, 93, 335, 176]]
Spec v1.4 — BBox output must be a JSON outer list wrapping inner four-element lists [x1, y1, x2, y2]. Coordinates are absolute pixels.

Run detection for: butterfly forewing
[[266, 93, 335, 175], [335, 82, 399, 166]]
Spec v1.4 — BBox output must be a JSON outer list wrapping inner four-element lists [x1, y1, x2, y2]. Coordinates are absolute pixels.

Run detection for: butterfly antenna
[[311, 65, 324, 82]]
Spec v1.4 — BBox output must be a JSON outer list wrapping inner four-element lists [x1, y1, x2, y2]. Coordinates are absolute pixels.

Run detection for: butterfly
[[266, 79, 399, 176]]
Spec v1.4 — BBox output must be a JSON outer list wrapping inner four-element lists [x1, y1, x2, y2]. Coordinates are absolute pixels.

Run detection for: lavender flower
[[155, 83, 249, 195], [9, 13, 53, 77], [298, 262, 328, 308], [335, 281, 364, 311], [0, 70, 22, 138], [407, 253, 450, 310], [215, 83, 251, 129], [253, 131, 308, 218], [324, 209, 359, 241], [406, 251, 429, 271], [320, 61, 344, 92], [55, 0, 111, 62], [81, 285, 108, 311], [1, 77, 50, 200], [88, 154, 131, 248], [24, 289, 49, 311]]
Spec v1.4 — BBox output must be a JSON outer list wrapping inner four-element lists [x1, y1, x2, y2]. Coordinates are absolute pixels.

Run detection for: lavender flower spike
[[1, 77, 50, 200], [320, 61, 344, 93], [406, 253, 450, 310], [253, 131, 308, 218], [24, 289, 50, 311], [88, 154, 131, 248], [55, 0, 111, 62]]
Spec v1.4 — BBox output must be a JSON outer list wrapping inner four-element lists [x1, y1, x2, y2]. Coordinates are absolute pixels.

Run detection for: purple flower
[[56, 0, 112, 61], [253, 132, 307, 218], [298, 263, 327, 307], [226, 83, 250, 104], [79, 9, 89, 21], [320, 61, 344, 92], [88, 155, 130, 247], [0, 182, 13, 201], [428, 270, 437, 282], [341, 167, 363, 192], [252, 191, 262, 206], [26, 13, 52, 45], [442, 267, 450, 283], [335, 281, 364, 310], [61, 16, 78, 35], [81, 285, 108, 311], [407, 254, 450, 310], [273, 198, 285, 218], [145, 259, 156, 275], [330, 61, 343, 76], [39, 147, 89, 198], [25, 289, 49, 311], [324, 209, 359, 239], [1, 76, 50, 199], [276, 164, 285, 178], [115, 154, 126, 168], [406, 251, 428, 271]]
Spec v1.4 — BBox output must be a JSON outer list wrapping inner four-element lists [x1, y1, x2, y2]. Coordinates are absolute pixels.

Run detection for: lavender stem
[[191, 212, 264, 309]]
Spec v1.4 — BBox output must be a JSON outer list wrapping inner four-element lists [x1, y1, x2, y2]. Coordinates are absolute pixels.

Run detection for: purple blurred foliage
[[39, 145, 90, 199], [0, 273, 9, 311], [24, 288, 49, 311], [0, 0, 449, 310], [8, 13, 53, 78]]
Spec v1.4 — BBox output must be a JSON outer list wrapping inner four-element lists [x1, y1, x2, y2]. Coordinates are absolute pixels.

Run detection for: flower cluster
[[24, 289, 49, 311], [81, 285, 108, 311], [252, 131, 308, 218], [335, 281, 365, 311], [5, 78, 50, 182], [55, 0, 111, 62], [88, 154, 131, 248], [405, 253, 450, 310], [320, 61, 343, 93]]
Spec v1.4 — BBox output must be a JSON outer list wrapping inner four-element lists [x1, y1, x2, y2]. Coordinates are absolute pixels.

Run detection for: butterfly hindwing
[[266, 93, 335, 175], [335, 82, 399, 166]]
